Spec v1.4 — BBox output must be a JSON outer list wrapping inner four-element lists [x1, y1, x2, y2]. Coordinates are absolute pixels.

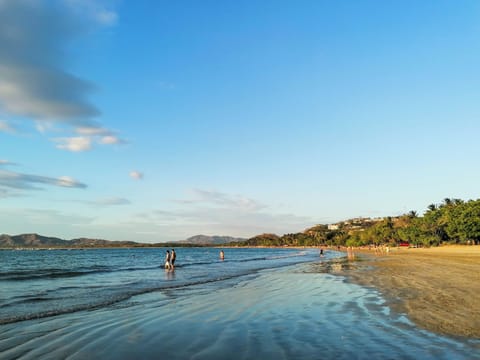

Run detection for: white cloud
[[99, 135, 122, 145], [46, 127, 127, 151], [76, 127, 127, 145], [129, 171, 143, 180], [129, 171, 144, 180], [55, 136, 92, 152], [52, 129, 126, 151]]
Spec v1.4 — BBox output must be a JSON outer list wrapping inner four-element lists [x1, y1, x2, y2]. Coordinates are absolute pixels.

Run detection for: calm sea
[[0, 247, 318, 324], [0, 247, 479, 359]]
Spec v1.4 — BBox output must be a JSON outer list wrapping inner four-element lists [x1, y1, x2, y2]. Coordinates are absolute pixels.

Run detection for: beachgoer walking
[[320, 248, 324, 257], [347, 246, 355, 261], [171, 249, 176, 268], [165, 250, 171, 269], [219, 250, 225, 260]]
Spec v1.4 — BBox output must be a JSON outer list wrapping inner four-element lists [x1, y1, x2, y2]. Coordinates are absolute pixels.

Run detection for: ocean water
[[0, 247, 478, 359], [0, 247, 318, 325]]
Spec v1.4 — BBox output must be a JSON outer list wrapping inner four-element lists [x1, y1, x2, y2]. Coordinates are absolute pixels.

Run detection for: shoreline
[[2, 247, 479, 358], [337, 246, 480, 339], [3, 250, 477, 359]]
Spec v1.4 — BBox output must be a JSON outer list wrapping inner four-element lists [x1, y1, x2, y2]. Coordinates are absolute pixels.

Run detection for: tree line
[[233, 198, 480, 247]]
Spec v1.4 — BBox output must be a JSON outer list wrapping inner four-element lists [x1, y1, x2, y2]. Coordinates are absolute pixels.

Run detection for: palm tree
[[408, 210, 418, 218]]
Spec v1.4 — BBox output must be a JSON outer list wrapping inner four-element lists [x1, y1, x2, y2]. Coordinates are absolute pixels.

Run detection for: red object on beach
[[399, 242, 410, 247]]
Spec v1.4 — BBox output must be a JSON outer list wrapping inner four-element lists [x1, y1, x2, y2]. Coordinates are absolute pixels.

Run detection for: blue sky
[[1, 0, 480, 242]]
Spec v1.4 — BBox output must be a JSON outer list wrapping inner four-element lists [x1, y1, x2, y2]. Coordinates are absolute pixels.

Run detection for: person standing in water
[[171, 249, 176, 268], [219, 250, 225, 260], [165, 250, 171, 269]]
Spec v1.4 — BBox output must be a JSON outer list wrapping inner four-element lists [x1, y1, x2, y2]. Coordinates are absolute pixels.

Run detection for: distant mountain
[[0, 233, 139, 248], [0, 233, 67, 247], [0, 233, 245, 248], [70, 237, 139, 247], [178, 235, 246, 245]]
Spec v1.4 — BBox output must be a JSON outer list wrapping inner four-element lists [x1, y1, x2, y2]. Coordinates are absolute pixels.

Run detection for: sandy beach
[[343, 246, 480, 339]]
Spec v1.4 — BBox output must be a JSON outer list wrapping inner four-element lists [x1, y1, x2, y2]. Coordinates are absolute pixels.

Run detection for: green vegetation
[[3, 198, 480, 249], [233, 198, 480, 247]]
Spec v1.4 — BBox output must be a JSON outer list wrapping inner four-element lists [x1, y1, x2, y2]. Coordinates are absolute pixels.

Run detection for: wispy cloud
[[57, 176, 86, 188], [87, 197, 131, 206], [0, 1, 122, 149], [65, 0, 118, 26], [0, 188, 16, 198], [35, 121, 57, 134], [177, 188, 266, 212], [0, 169, 87, 191], [123, 188, 314, 240], [129, 171, 144, 180], [32, 189, 313, 242], [129, 205, 313, 241], [0, 163, 21, 197], [0, 120, 18, 134], [0, 159, 17, 166], [0, 208, 95, 236], [75, 126, 111, 136]]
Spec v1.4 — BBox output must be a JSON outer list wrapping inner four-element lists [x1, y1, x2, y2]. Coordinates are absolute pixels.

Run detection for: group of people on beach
[[164, 249, 226, 270], [164, 249, 176, 270]]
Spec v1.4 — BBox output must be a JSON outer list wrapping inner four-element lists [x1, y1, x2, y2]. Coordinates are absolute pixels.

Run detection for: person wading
[[171, 249, 176, 268]]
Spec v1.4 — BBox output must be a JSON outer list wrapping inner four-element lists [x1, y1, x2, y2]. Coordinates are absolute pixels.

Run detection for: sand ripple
[[1, 264, 478, 359]]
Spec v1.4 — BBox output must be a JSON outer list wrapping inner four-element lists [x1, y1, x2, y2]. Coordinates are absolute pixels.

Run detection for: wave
[[0, 268, 113, 281], [0, 264, 163, 281], [0, 270, 261, 325]]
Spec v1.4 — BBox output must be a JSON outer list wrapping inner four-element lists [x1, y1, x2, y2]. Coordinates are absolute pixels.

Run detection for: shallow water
[[0, 247, 317, 324], [0, 248, 479, 359]]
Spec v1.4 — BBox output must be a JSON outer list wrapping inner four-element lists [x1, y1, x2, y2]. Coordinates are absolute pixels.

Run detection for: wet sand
[[2, 262, 478, 360], [344, 246, 480, 338]]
